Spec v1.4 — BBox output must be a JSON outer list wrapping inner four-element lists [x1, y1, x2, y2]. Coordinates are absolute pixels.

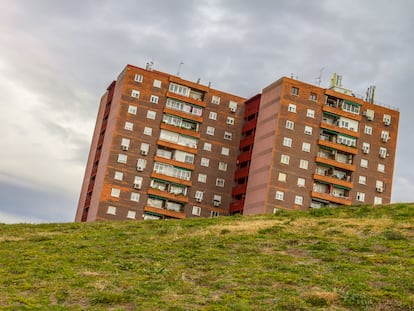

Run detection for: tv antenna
[[315, 67, 325, 86], [177, 61, 184, 76]]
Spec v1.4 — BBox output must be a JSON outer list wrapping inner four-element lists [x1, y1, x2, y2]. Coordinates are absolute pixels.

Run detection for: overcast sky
[[1, 0, 413, 223]]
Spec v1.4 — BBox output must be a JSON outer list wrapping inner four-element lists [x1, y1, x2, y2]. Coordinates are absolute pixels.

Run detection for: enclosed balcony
[[323, 93, 362, 121], [316, 148, 355, 171], [319, 129, 358, 155], [311, 181, 351, 205], [313, 165, 353, 189]]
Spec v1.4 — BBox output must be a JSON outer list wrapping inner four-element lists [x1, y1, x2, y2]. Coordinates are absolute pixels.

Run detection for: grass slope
[[0, 204, 413, 310]]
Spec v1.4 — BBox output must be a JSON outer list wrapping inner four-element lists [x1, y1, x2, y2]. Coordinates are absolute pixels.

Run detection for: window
[[299, 159, 308, 170], [378, 163, 385, 173], [374, 197, 382, 205], [140, 143, 149, 155], [127, 210, 136, 219], [295, 195, 303, 205], [137, 158, 147, 171], [226, 117, 235, 125], [211, 211, 219, 218], [379, 147, 387, 158], [203, 142, 212, 151], [111, 188, 120, 198], [376, 180, 384, 192], [206, 126, 215, 136], [213, 195, 222, 206], [358, 176, 367, 185], [114, 171, 123, 181], [130, 192, 140, 202], [131, 90, 140, 98], [209, 112, 217, 120], [144, 127, 152, 136], [133, 176, 143, 189], [150, 95, 159, 103], [229, 101, 238, 112], [281, 154, 290, 165], [117, 154, 127, 164], [364, 126, 372, 135], [360, 159, 368, 168], [283, 137, 292, 147], [278, 172, 287, 182], [306, 109, 315, 118], [198, 174, 207, 183], [200, 157, 210, 167], [291, 87, 299, 96], [107, 206, 116, 215], [286, 120, 294, 130], [124, 121, 133, 131], [297, 178, 305, 188], [275, 191, 284, 201], [342, 101, 360, 114], [192, 206, 201, 216], [216, 178, 225, 187], [134, 74, 143, 83], [224, 132, 232, 140], [218, 162, 227, 171], [304, 126, 313, 135], [221, 147, 229, 156], [288, 103, 296, 113], [169, 83, 190, 96], [383, 114, 391, 125], [309, 93, 317, 101], [128, 105, 137, 115], [302, 142, 311, 152], [356, 192, 365, 202], [365, 109, 374, 120], [153, 79, 162, 88], [195, 191, 204, 201], [146, 110, 156, 120], [121, 138, 130, 150], [362, 142, 370, 154], [381, 131, 389, 142], [212, 95, 220, 105]]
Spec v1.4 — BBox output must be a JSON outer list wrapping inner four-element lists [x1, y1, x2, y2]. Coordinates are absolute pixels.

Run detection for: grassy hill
[[1, 204, 413, 310]]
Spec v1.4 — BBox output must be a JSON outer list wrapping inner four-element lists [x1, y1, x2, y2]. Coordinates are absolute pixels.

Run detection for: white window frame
[[203, 142, 212, 151], [377, 163, 385, 173], [299, 159, 308, 170], [281, 154, 290, 165], [304, 126, 313, 135], [144, 127, 152, 136], [218, 162, 227, 171], [206, 126, 215, 136], [134, 74, 143, 83], [278, 172, 287, 182], [358, 176, 366, 185], [107, 206, 117, 215], [127, 210, 137, 219], [295, 195, 303, 205], [111, 188, 120, 198], [216, 178, 225, 187], [374, 196, 383, 205], [306, 109, 315, 118], [192, 206, 202, 216], [150, 95, 159, 103], [131, 90, 140, 98], [286, 120, 294, 130], [221, 147, 229, 156], [291, 87, 299, 96], [146, 110, 156, 120], [302, 142, 311, 152], [364, 125, 372, 135], [128, 105, 137, 115], [209, 112, 217, 120], [130, 192, 140, 202], [379, 147, 387, 158], [283, 137, 292, 147], [360, 159, 368, 168], [124, 121, 133, 131], [153, 79, 162, 88], [226, 117, 235, 125], [200, 157, 210, 167], [275, 191, 284, 201], [121, 138, 130, 150], [117, 154, 127, 164], [212, 95, 220, 105], [198, 174, 207, 183], [114, 171, 123, 181], [288, 103, 297, 113], [356, 192, 365, 202], [224, 131, 232, 140], [297, 178, 305, 188]]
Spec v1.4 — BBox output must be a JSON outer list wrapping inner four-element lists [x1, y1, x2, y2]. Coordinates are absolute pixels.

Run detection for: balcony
[[144, 205, 186, 219], [160, 123, 200, 139], [163, 107, 203, 123], [322, 104, 361, 122], [234, 166, 250, 180], [320, 122, 360, 138], [315, 155, 356, 172], [166, 91, 206, 108], [318, 139, 358, 155], [151, 172, 192, 187], [311, 191, 352, 206], [230, 200, 245, 213], [153, 155, 195, 171], [147, 188, 189, 203], [232, 183, 247, 196], [157, 139, 197, 155], [239, 135, 255, 149], [242, 119, 257, 133], [313, 173, 353, 190], [237, 150, 253, 163]]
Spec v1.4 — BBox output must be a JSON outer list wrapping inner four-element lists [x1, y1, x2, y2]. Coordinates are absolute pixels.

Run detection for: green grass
[[1, 203, 413, 310]]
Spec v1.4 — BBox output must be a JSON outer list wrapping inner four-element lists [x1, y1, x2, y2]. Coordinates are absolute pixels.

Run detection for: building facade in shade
[[243, 75, 399, 215], [75, 64, 245, 221]]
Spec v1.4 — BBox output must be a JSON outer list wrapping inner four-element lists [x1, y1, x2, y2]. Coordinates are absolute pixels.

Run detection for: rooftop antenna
[[365, 85, 376, 103], [315, 67, 325, 86], [177, 61, 184, 76], [145, 60, 154, 71]]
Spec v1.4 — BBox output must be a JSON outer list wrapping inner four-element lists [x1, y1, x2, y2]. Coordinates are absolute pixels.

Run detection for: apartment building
[[243, 75, 399, 214], [75, 64, 245, 221]]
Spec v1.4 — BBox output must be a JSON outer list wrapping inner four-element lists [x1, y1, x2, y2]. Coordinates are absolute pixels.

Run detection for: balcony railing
[[144, 205, 186, 219], [313, 173, 353, 189], [311, 191, 352, 206], [318, 139, 358, 155], [147, 188, 189, 203]]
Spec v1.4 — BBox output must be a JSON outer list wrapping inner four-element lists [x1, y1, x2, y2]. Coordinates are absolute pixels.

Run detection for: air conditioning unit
[[363, 148, 369, 154], [137, 166, 144, 172], [362, 111, 367, 116], [122, 145, 129, 151], [379, 154, 386, 159], [133, 183, 141, 189], [349, 127, 354, 131], [213, 201, 221, 207], [376, 187, 384, 193], [367, 115, 373, 121], [382, 137, 389, 142], [384, 120, 390, 126], [230, 107, 236, 113], [141, 150, 148, 156], [195, 197, 202, 203]]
